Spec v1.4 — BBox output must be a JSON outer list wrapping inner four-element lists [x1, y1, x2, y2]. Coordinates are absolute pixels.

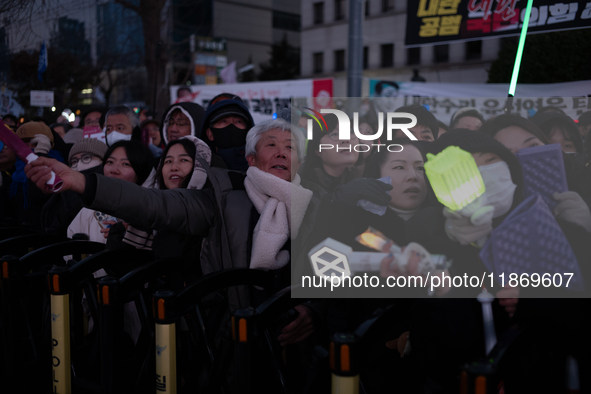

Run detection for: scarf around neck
[[244, 166, 313, 270]]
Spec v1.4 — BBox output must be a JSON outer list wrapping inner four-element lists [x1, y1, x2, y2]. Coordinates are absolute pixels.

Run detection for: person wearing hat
[[392, 104, 438, 141], [10, 122, 64, 229], [201, 94, 255, 171], [68, 138, 108, 172], [41, 138, 108, 235], [16, 121, 55, 154]]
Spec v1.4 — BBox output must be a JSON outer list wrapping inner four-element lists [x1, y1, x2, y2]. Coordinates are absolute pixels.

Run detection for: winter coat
[[42, 164, 104, 236]]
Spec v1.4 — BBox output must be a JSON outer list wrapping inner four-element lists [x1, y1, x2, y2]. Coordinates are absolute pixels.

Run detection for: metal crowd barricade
[[47, 248, 155, 394], [97, 258, 183, 394], [231, 286, 312, 394], [0, 234, 73, 392], [152, 268, 277, 394]]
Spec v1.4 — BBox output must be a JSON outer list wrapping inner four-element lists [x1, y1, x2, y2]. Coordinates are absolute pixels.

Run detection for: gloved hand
[[443, 207, 493, 245], [553, 191, 591, 233], [332, 178, 393, 207], [31, 134, 51, 155]]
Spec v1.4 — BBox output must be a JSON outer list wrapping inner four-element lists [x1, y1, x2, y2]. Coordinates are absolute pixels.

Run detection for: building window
[[334, 49, 345, 71], [313, 52, 324, 73], [434, 44, 449, 63], [335, 0, 345, 21], [313, 2, 324, 24], [365, 0, 370, 16], [363, 46, 369, 69], [382, 0, 394, 13], [466, 40, 482, 60], [407, 47, 420, 65], [273, 11, 301, 31], [380, 44, 393, 68]]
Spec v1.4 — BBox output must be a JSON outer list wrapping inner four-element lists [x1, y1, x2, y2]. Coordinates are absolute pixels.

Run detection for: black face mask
[[210, 124, 247, 149], [217, 146, 249, 172]]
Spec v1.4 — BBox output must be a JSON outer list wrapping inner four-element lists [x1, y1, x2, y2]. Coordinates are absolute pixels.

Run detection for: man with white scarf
[[24, 118, 320, 345]]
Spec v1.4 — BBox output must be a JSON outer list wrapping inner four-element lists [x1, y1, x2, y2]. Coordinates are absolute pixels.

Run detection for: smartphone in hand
[[94, 211, 119, 229]]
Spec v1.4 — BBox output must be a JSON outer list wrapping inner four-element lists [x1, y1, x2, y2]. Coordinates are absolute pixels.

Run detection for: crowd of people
[[2, 95, 591, 392]]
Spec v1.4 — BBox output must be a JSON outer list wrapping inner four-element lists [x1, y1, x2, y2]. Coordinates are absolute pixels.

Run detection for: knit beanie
[[68, 138, 108, 162], [16, 122, 54, 146]]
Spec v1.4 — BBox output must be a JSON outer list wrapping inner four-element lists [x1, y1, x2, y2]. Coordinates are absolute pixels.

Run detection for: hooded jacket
[[160, 102, 205, 145]]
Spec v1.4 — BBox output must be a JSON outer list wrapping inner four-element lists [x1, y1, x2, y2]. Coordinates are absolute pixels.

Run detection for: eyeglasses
[[70, 154, 96, 168], [167, 119, 190, 128]]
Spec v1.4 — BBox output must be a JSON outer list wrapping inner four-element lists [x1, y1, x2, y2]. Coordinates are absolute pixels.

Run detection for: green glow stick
[[508, 0, 534, 96], [425, 146, 486, 211]]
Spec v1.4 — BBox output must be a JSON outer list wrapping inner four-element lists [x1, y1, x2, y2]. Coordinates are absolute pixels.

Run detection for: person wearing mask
[[26, 119, 316, 322], [104, 105, 142, 147], [201, 94, 255, 171], [480, 114, 591, 222], [42, 138, 108, 235], [67, 140, 153, 243], [433, 129, 591, 393], [160, 102, 205, 145]]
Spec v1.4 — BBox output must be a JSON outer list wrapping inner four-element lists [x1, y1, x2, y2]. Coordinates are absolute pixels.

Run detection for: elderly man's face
[[246, 129, 299, 182], [106, 114, 133, 135]]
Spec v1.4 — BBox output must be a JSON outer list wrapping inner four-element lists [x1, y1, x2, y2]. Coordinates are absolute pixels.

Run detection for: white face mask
[[106, 131, 132, 146], [478, 161, 517, 218], [76, 159, 103, 172]]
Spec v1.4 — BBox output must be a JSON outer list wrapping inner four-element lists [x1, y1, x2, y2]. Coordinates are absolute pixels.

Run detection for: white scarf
[[244, 166, 313, 270]]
